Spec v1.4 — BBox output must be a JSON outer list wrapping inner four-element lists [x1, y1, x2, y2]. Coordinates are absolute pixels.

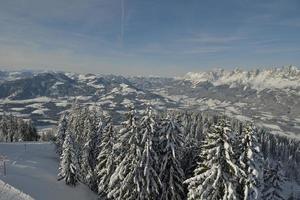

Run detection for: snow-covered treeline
[[0, 114, 38, 142], [260, 130, 300, 185], [55, 106, 299, 199]]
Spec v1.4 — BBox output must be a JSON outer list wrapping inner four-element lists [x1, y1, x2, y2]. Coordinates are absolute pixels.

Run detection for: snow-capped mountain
[[0, 70, 35, 83], [129, 66, 300, 139], [183, 65, 300, 90], [0, 71, 176, 128], [0, 66, 299, 139]]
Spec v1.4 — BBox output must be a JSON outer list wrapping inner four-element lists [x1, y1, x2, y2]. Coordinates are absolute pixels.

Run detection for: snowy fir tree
[[108, 105, 141, 200], [238, 123, 264, 200], [96, 117, 116, 197], [0, 114, 38, 142], [69, 106, 90, 178], [262, 161, 285, 200], [285, 155, 300, 185], [53, 107, 300, 199], [185, 118, 242, 200], [81, 112, 101, 192], [0, 114, 8, 142], [55, 113, 68, 155], [136, 106, 161, 199], [58, 130, 79, 186], [159, 114, 185, 200], [181, 113, 202, 179]]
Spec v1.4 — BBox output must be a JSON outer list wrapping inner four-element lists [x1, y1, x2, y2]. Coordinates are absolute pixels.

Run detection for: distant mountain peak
[[184, 65, 300, 90]]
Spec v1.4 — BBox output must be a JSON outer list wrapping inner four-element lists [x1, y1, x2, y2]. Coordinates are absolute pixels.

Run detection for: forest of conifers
[[55, 105, 300, 200]]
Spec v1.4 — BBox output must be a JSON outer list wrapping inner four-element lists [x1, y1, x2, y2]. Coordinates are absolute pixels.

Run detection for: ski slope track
[[0, 142, 97, 200]]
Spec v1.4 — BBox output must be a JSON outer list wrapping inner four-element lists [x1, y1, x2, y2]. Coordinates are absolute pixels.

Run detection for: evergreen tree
[[58, 130, 79, 186], [7, 114, 16, 142], [108, 106, 141, 200], [285, 155, 300, 184], [0, 114, 38, 142], [137, 106, 161, 199], [0, 114, 8, 142], [185, 118, 241, 200], [55, 113, 68, 155], [69, 106, 88, 178], [262, 161, 285, 200], [238, 123, 264, 200], [182, 113, 201, 179], [81, 113, 100, 192], [96, 117, 116, 198], [26, 120, 38, 141], [159, 114, 185, 200]]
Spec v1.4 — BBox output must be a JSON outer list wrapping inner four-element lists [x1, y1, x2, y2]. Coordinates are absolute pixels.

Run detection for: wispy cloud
[[120, 0, 125, 46], [0, 0, 299, 75]]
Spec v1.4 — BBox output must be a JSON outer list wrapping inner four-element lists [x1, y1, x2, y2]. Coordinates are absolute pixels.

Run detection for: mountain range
[[0, 66, 299, 139]]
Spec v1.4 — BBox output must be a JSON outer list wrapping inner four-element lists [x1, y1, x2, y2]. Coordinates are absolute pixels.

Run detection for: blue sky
[[0, 0, 299, 76]]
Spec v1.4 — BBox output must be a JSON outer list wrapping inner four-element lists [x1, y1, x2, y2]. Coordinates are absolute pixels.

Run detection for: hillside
[[0, 71, 175, 129], [130, 66, 300, 139], [0, 180, 33, 200], [0, 143, 97, 200], [0, 66, 299, 139]]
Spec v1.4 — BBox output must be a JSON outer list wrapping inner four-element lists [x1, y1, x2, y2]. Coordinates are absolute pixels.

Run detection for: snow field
[[0, 143, 97, 200]]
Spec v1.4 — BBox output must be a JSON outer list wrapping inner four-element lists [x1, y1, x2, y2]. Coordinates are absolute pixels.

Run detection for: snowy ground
[[0, 180, 34, 200], [0, 180, 33, 200], [0, 142, 299, 199], [0, 142, 97, 200]]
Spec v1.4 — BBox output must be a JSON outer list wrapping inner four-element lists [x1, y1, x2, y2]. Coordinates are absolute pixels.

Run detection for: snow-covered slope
[[0, 143, 97, 200], [129, 66, 300, 139], [1, 67, 299, 139], [0, 72, 176, 129], [184, 66, 300, 90], [0, 180, 34, 200]]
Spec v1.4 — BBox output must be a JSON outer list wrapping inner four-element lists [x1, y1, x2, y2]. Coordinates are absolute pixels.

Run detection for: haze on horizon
[[0, 0, 299, 76]]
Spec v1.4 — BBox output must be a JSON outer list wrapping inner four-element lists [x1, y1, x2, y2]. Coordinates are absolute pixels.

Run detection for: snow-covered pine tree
[[81, 111, 100, 192], [7, 114, 16, 142], [181, 111, 192, 139], [73, 107, 88, 147], [0, 114, 8, 142], [238, 123, 264, 200], [107, 105, 141, 200], [159, 113, 185, 200], [185, 118, 242, 200], [55, 113, 68, 155], [262, 161, 285, 200], [15, 118, 25, 141], [28, 120, 38, 141], [286, 155, 300, 184], [181, 113, 201, 179], [58, 130, 79, 186], [68, 106, 89, 179], [136, 106, 161, 199], [96, 116, 116, 198], [0, 114, 38, 142], [189, 113, 199, 142]]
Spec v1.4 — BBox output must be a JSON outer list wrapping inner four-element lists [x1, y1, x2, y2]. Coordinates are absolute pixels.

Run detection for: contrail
[[120, 0, 125, 46]]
